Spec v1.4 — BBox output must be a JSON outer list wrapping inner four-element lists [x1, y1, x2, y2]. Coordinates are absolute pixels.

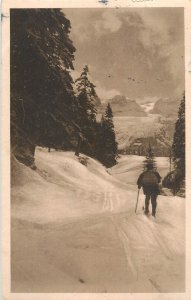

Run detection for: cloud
[[96, 86, 121, 100], [65, 9, 126, 40], [135, 96, 160, 105], [64, 8, 184, 100], [135, 9, 184, 85], [63, 9, 99, 42], [94, 10, 122, 36]]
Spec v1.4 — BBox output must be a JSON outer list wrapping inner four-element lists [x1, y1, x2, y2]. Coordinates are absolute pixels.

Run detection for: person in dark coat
[[137, 163, 161, 217]]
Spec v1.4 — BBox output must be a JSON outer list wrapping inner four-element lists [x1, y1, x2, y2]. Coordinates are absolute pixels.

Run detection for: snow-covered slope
[[98, 95, 147, 117], [11, 148, 185, 292], [151, 97, 180, 118], [113, 114, 163, 150], [11, 148, 131, 224]]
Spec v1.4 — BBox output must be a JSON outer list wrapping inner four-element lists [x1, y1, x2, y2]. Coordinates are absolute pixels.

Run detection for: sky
[[63, 8, 184, 104]]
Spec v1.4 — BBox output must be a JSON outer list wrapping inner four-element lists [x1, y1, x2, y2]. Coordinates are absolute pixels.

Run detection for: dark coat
[[137, 170, 161, 195]]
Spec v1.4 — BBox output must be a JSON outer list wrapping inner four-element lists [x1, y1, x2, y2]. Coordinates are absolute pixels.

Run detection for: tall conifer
[[75, 65, 97, 156], [11, 9, 79, 165], [101, 103, 118, 167], [172, 93, 185, 190]]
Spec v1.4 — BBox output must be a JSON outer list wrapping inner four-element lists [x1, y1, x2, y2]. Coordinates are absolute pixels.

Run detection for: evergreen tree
[[143, 143, 157, 170], [11, 9, 79, 166], [94, 115, 105, 163], [75, 65, 97, 157], [172, 92, 185, 191], [100, 103, 118, 168]]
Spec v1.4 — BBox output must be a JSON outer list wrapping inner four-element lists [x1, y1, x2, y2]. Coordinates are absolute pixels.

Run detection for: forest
[[11, 9, 185, 194]]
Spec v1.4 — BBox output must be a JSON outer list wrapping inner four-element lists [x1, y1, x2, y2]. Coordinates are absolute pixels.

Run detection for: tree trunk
[[169, 148, 172, 172], [13, 136, 36, 168], [169, 156, 172, 172], [75, 136, 81, 157]]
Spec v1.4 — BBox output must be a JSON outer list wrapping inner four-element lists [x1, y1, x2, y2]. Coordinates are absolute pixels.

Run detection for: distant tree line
[[123, 136, 172, 157], [11, 9, 118, 168], [143, 143, 157, 170]]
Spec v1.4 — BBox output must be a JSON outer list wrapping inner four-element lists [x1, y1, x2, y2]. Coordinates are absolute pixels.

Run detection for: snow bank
[[11, 148, 185, 293], [12, 148, 134, 224]]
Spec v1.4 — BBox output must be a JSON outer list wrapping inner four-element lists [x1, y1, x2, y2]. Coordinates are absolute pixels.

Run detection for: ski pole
[[135, 189, 140, 214]]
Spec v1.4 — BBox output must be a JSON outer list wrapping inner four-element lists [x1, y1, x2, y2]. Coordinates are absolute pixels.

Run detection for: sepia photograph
[[7, 3, 187, 296]]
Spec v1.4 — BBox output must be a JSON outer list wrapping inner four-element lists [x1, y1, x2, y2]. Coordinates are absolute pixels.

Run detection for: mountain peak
[[109, 95, 133, 105], [105, 95, 147, 117], [150, 97, 180, 118]]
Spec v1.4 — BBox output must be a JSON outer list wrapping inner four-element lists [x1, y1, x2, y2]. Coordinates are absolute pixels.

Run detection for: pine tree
[[100, 103, 118, 168], [11, 9, 79, 166], [172, 92, 185, 191], [75, 65, 97, 157], [94, 115, 105, 163], [143, 143, 157, 170]]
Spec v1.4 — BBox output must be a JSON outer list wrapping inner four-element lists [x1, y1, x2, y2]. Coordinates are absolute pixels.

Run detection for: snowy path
[[11, 150, 185, 292], [95, 184, 184, 292]]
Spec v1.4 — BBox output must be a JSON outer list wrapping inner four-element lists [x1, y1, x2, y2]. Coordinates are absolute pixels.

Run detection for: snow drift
[[11, 148, 185, 292]]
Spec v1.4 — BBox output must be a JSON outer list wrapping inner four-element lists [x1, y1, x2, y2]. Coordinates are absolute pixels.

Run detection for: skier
[[137, 163, 161, 217]]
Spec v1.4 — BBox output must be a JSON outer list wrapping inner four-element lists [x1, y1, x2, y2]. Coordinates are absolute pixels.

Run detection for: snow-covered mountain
[[98, 95, 147, 117], [150, 97, 180, 118], [97, 95, 176, 155], [113, 114, 175, 155], [140, 101, 156, 113], [11, 148, 185, 292]]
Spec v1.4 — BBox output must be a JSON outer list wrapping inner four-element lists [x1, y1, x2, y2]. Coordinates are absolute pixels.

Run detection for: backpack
[[141, 170, 158, 186]]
